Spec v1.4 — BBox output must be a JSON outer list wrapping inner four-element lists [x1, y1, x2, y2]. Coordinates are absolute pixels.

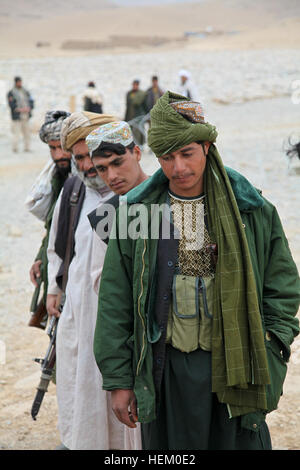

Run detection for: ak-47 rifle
[[31, 293, 64, 421], [30, 176, 83, 421]]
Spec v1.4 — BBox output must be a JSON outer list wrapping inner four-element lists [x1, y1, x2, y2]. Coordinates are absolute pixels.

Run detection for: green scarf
[[148, 92, 218, 157], [148, 91, 270, 416]]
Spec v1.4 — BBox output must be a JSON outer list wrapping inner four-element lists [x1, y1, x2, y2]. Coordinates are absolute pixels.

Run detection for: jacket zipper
[[136, 238, 147, 376]]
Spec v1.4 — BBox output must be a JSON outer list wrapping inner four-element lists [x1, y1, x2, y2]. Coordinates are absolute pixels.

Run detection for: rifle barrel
[[31, 318, 58, 420]]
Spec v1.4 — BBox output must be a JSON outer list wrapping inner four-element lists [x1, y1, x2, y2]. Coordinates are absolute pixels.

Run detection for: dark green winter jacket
[[94, 167, 300, 431]]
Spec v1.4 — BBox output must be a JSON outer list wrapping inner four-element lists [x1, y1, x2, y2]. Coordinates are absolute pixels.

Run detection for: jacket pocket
[[265, 333, 287, 412], [169, 274, 200, 353]]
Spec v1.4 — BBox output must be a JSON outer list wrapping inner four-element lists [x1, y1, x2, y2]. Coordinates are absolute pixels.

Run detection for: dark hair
[[14, 76, 22, 83], [92, 141, 135, 158], [195, 140, 207, 155], [152, 76, 158, 81], [88, 81, 95, 87]]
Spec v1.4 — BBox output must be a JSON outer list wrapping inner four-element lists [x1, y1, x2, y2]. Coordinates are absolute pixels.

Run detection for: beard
[[77, 168, 109, 192], [55, 159, 71, 177], [70, 158, 110, 194]]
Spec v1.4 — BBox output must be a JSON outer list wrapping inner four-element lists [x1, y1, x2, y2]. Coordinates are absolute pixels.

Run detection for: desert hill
[[0, 0, 299, 58]]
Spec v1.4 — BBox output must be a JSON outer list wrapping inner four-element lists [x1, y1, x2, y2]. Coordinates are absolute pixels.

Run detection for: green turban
[[148, 91, 218, 157]]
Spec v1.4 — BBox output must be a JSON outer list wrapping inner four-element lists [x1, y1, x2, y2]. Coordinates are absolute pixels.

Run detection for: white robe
[[177, 80, 201, 102], [47, 186, 141, 450]]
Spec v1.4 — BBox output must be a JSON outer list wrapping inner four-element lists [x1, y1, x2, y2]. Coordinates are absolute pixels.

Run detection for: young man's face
[[92, 146, 143, 195], [158, 142, 210, 197], [48, 140, 71, 172]]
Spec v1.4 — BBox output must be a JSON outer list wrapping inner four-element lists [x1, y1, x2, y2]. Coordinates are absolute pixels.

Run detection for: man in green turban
[[94, 91, 300, 450]]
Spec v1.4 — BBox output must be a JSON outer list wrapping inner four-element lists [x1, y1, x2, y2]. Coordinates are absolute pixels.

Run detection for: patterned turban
[[60, 111, 117, 152], [39, 110, 70, 143], [147, 91, 218, 157], [86, 121, 133, 155]]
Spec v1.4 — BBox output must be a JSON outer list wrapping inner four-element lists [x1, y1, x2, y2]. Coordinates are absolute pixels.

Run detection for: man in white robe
[[46, 112, 145, 450], [177, 69, 201, 102]]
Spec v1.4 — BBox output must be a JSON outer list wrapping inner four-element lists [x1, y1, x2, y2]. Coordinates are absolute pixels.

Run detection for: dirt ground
[[0, 147, 61, 450]]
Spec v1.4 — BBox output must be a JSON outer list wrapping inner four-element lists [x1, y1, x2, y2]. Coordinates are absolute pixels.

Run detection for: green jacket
[[124, 89, 148, 121], [94, 167, 300, 431]]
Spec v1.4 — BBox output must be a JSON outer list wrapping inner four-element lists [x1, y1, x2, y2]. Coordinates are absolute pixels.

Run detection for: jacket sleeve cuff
[[102, 375, 134, 391]]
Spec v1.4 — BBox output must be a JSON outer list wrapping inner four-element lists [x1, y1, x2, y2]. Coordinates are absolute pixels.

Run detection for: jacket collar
[[122, 167, 264, 212]]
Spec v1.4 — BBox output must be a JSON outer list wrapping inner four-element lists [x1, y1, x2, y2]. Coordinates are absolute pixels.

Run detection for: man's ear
[[204, 141, 211, 155], [133, 145, 142, 162]]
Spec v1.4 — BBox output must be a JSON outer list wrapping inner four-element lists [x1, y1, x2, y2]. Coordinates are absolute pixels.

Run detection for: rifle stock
[[28, 275, 48, 330]]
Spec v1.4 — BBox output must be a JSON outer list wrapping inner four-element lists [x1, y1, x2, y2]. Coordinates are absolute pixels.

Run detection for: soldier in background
[[82, 81, 103, 114], [124, 79, 148, 146], [7, 76, 34, 152]]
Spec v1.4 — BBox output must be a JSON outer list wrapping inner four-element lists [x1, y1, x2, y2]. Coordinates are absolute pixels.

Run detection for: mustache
[[84, 167, 97, 178], [54, 158, 71, 165]]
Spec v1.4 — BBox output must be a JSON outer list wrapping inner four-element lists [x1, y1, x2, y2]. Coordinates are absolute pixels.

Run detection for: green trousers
[[142, 345, 272, 450]]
